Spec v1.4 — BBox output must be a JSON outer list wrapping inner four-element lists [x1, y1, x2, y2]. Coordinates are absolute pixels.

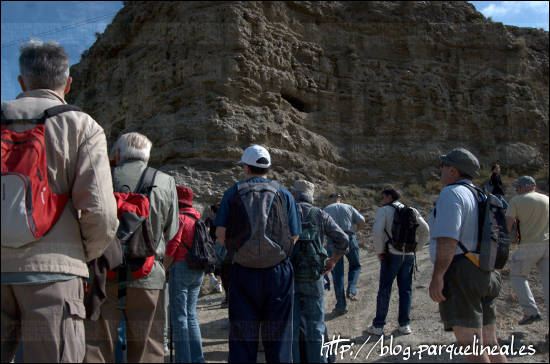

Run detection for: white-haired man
[[84, 132, 179, 363], [1, 39, 119, 363], [506, 176, 549, 327]]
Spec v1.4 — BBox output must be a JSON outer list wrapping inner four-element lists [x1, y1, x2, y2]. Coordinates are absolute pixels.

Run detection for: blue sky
[[2, 1, 549, 103]]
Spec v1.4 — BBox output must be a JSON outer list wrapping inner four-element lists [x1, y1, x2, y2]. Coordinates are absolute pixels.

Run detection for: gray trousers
[[509, 244, 549, 320], [1, 278, 86, 363]]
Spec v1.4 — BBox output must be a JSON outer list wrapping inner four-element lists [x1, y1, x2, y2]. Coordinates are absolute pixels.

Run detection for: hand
[[429, 275, 446, 303], [377, 253, 385, 262], [322, 257, 338, 275]]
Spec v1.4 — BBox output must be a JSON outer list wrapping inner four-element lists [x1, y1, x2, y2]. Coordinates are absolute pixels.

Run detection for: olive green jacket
[[112, 160, 179, 289]]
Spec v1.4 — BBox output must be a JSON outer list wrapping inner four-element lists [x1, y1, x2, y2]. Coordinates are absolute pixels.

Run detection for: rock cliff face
[[68, 1, 549, 205]]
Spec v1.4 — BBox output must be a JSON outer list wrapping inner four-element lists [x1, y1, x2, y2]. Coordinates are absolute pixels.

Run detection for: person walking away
[[164, 186, 206, 362], [506, 176, 549, 326], [489, 164, 508, 209], [84, 132, 179, 363], [323, 193, 366, 315], [428, 148, 507, 363], [366, 189, 429, 336], [1, 39, 119, 363], [215, 144, 301, 363], [291, 180, 349, 363]]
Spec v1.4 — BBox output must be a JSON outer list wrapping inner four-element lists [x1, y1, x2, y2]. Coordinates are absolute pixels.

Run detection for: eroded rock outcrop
[[68, 1, 549, 206]]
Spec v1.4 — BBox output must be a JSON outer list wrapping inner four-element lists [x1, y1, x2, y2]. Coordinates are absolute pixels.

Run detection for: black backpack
[[182, 214, 216, 273], [452, 183, 510, 271], [385, 203, 419, 253]]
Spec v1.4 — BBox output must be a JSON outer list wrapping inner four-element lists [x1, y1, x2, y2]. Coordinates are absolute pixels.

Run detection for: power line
[[1, 12, 118, 49]]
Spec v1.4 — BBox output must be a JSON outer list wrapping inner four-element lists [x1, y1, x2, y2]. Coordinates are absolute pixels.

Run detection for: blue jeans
[[372, 253, 414, 328], [228, 259, 294, 363], [292, 279, 326, 363], [169, 260, 205, 363], [328, 234, 361, 310]]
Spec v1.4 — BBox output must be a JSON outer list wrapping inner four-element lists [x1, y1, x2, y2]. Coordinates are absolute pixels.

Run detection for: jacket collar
[[16, 89, 66, 104]]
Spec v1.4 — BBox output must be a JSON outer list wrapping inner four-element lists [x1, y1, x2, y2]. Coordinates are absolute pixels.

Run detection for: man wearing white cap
[[215, 145, 301, 363], [506, 176, 549, 326]]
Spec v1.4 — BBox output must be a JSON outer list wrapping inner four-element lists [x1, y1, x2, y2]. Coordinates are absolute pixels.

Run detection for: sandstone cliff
[[67, 1, 549, 206]]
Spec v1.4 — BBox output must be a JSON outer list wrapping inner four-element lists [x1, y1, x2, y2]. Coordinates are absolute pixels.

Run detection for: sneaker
[[347, 293, 358, 301], [216, 282, 223, 293], [518, 314, 542, 325], [366, 325, 384, 336], [398, 325, 412, 335], [209, 275, 219, 287], [332, 307, 348, 316]]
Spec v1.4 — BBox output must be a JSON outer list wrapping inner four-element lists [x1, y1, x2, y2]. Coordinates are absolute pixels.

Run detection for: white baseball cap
[[237, 145, 271, 168]]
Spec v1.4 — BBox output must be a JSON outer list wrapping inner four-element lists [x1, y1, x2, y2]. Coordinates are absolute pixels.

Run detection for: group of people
[[2, 40, 548, 364]]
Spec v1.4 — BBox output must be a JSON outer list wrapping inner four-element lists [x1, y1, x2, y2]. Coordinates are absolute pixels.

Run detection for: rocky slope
[[67, 1, 549, 207]]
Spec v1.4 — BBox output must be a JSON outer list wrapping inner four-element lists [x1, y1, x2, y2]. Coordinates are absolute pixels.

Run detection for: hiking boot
[[398, 325, 412, 335], [332, 307, 348, 316], [366, 325, 384, 336], [347, 293, 358, 301], [518, 314, 542, 325]]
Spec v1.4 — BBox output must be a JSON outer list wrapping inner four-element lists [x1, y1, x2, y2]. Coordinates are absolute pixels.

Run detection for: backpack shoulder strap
[[135, 167, 158, 196], [1, 104, 82, 125], [304, 206, 320, 224]]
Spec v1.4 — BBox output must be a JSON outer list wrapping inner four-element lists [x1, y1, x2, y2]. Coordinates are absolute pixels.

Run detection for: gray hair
[[19, 39, 70, 91], [113, 132, 152, 163]]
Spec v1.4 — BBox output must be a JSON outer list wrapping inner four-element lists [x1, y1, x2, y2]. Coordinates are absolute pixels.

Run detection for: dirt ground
[[194, 242, 549, 363]]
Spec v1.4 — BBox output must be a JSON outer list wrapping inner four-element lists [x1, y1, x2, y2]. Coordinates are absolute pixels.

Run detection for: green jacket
[[112, 160, 179, 289]]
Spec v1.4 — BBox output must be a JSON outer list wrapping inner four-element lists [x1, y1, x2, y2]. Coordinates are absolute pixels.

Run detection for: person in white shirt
[[366, 189, 429, 336]]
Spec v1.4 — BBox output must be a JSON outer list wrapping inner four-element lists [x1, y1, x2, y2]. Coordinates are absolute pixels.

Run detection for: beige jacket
[[1, 89, 119, 277]]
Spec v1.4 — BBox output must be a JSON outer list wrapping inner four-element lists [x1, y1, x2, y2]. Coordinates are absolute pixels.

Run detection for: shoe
[[518, 314, 542, 325], [220, 297, 228, 308], [164, 343, 169, 353], [332, 308, 348, 316], [216, 282, 223, 293], [398, 325, 412, 335], [366, 325, 384, 336], [347, 293, 358, 301]]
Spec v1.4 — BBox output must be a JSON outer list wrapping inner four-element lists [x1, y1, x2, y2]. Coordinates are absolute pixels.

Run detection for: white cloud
[[480, 1, 549, 17]]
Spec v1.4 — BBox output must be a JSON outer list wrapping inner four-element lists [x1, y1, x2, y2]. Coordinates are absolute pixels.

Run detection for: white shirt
[[373, 201, 430, 255]]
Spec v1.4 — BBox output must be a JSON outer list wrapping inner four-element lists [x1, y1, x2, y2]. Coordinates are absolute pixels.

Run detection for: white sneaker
[[398, 325, 412, 335], [366, 325, 384, 336], [216, 282, 223, 293]]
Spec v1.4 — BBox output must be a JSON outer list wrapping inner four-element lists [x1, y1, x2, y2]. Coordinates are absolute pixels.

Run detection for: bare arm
[[429, 237, 457, 303], [355, 219, 366, 233], [216, 226, 226, 247]]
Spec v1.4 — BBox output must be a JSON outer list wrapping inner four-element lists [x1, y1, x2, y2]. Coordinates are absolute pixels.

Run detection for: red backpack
[[1, 105, 81, 247], [107, 167, 159, 281]]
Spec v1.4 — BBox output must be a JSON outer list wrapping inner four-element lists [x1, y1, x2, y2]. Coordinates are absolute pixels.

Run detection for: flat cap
[[440, 147, 480, 178]]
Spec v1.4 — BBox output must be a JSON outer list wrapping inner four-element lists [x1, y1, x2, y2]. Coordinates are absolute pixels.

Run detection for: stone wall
[[67, 1, 549, 205]]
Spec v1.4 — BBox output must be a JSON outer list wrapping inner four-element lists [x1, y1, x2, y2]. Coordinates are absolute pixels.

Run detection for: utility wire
[[1, 12, 118, 49]]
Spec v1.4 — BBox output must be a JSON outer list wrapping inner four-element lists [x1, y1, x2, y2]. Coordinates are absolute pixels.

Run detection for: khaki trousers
[[84, 282, 164, 363], [1, 278, 86, 363]]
